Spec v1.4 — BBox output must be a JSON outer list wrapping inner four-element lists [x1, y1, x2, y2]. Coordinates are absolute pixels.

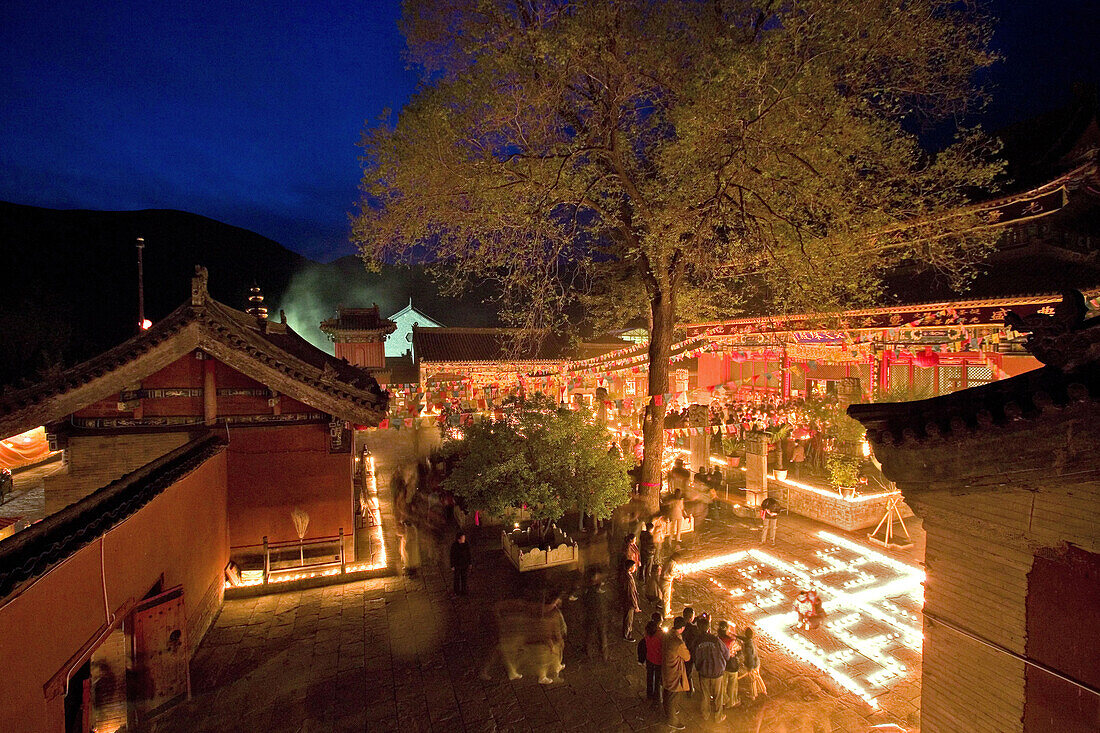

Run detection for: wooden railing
[[230, 530, 346, 585]]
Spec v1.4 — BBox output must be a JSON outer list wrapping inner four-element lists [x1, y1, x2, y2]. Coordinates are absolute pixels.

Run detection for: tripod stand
[[868, 495, 912, 548]]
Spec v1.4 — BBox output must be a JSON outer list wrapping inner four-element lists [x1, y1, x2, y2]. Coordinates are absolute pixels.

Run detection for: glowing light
[[363, 453, 388, 569], [230, 453, 387, 589], [737, 466, 900, 503], [681, 532, 924, 708], [140, 318, 152, 330]]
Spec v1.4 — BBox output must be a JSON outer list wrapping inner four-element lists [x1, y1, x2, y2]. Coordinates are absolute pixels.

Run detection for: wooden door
[[130, 585, 190, 724]]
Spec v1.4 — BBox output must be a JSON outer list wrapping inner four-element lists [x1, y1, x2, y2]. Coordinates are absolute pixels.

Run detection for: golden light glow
[[681, 531, 924, 709], [231, 453, 387, 589], [738, 466, 900, 504]]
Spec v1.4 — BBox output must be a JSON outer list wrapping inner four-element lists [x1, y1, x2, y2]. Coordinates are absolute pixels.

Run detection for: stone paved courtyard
[[0, 458, 62, 526], [152, 503, 923, 733]]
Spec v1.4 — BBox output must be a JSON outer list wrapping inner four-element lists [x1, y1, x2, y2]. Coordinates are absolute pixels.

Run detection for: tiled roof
[[413, 327, 572, 363], [382, 355, 420, 384], [0, 432, 227, 600], [0, 268, 387, 438], [849, 362, 1100, 449], [850, 291, 1100, 447], [320, 306, 396, 334]]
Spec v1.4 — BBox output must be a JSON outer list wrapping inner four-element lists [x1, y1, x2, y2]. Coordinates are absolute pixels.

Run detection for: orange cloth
[[0, 427, 52, 469]]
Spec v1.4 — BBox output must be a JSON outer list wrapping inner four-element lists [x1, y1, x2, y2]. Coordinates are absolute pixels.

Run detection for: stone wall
[[858, 386, 1100, 733], [44, 431, 193, 513], [780, 484, 911, 531]]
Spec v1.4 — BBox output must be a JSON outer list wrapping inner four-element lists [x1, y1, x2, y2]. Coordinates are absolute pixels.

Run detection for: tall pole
[[136, 237, 147, 331]]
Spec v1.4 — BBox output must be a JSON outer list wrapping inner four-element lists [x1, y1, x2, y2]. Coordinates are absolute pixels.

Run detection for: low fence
[[229, 531, 347, 586], [501, 523, 579, 572]]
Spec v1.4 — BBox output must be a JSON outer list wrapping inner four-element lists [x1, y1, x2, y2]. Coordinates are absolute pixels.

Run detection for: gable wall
[[0, 450, 228, 733], [889, 416, 1100, 733], [44, 432, 194, 514], [225, 423, 355, 556]]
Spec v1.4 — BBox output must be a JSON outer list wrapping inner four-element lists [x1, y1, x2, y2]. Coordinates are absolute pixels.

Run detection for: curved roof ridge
[[0, 284, 387, 438]]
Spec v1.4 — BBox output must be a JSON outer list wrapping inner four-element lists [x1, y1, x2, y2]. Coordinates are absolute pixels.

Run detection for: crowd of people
[[638, 605, 766, 728]]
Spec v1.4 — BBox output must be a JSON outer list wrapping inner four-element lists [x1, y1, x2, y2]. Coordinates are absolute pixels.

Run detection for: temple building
[[385, 299, 443, 359], [319, 304, 396, 370], [850, 291, 1100, 733], [0, 267, 390, 733]]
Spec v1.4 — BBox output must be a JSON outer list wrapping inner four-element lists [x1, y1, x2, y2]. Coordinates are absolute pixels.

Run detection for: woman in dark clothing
[[736, 627, 766, 700]]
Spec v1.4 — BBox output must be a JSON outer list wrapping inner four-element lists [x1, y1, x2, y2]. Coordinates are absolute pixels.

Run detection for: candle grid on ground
[[682, 531, 924, 708]]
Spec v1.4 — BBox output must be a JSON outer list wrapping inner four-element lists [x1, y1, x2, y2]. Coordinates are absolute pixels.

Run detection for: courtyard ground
[[153, 500, 924, 732], [0, 456, 62, 526]]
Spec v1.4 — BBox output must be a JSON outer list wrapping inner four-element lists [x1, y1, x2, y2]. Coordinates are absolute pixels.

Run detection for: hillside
[[0, 202, 499, 388]]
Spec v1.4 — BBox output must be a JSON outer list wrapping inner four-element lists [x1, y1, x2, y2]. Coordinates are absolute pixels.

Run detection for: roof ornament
[[246, 284, 269, 321], [191, 266, 209, 306], [1005, 289, 1100, 370]]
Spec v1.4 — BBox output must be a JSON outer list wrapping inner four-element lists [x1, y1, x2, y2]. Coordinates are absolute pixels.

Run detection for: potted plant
[[721, 435, 745, 467], [767, 424, 792, 479], [826, 454, 863, 495]]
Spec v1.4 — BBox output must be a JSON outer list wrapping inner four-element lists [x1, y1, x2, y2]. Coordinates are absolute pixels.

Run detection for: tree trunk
[[639, 288, 675, 515]]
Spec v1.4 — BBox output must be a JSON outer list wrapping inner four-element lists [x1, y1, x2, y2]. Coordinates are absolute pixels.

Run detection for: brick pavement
[[155, 508, 924, 732]]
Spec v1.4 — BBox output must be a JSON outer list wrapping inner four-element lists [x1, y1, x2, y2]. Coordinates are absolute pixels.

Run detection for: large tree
[[441, 398, 632, 526], [353, 0, 1002, 512]]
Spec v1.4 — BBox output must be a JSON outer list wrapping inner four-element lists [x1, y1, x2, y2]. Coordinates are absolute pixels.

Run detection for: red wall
[[225, 424, 354, 549], [335, 341, 384, 368], [696, 353, 728, 389], [1024, 546, 1100, 732], [0, 451, 228, 733]]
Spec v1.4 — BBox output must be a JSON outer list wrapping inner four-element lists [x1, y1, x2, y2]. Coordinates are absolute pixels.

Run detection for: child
[[737, 627, 767, 700], [794, 590, 814, 630]]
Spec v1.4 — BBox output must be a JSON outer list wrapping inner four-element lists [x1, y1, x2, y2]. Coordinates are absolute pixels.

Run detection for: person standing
[[680, 607, 698, 696], [638, 522, 656, 584], [667, 457, 690, 494], [651, 515, 669, 566], [644, 560, 663, 616], [717, 621, 741, 712], [668, 489, 688, 542], [622, 532, 640, 569], [737, 627, 767, 700], [449, 532, 472, 595], [581, 568, 608, 661], [790, 440, 806, 478], [660, 554, 681, 619], [533, 596, 568, 684], [661, 617, 692, 730], [760, 496, 781, 544], [642, 619, 664, 704], [620, 559, 642, 642], [692, 616, 730, 722]]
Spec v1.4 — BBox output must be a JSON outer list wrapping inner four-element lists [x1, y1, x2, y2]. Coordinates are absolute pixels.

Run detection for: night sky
[[2, 0, 1096, 262]]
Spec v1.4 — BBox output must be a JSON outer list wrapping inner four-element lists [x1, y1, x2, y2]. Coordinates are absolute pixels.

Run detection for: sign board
[[328, 418, 351, 453]]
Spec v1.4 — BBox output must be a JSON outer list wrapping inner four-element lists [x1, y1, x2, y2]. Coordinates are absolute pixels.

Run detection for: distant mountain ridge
[[0, 202, 498, 388]]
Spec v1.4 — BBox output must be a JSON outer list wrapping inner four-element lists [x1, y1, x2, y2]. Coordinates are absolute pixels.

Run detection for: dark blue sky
[[1, 0, 1096, 262]]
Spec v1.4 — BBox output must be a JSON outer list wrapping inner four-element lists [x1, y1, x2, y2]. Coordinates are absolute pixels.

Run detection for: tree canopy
[[440, 398, 632, 523], [354, 0, 1003, 511]]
